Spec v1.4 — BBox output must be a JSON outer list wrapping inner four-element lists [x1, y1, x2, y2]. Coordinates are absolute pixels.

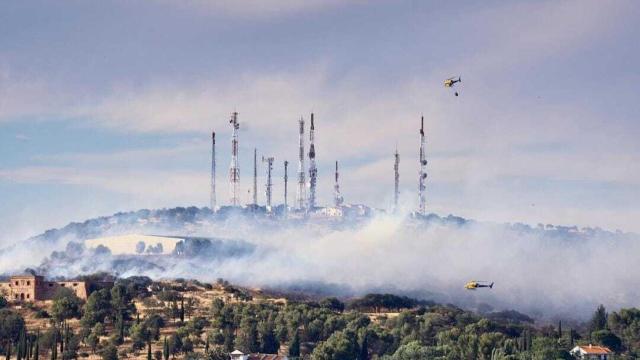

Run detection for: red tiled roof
[[579, 345, 612, 354]]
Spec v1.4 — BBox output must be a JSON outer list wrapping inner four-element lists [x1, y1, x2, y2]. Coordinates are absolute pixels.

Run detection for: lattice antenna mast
[[308, 113, 318, 210], [296, 117, 306, 210], [211, 131, 217, 212], [284, 160, 289, 212], [228, 111, 240, 206], [262, 156, 274, 210], [418, 116, 427, 215], [394, 145, 399, 212], [253, 148, 258, 206], [334, 161, 344, 207]]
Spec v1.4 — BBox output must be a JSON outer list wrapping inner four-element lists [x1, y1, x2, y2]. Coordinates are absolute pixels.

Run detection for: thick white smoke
[[1, 207, 638, 320]]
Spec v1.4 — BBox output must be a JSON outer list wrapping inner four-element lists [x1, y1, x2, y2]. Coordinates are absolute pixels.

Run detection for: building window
[[73, 283, 78, 287], [27, 281, 30, 286], [48, 283, 53, 287], [60, 284, 65, 287], [15, 281, 18, 286], [26, 294, 30, 299]]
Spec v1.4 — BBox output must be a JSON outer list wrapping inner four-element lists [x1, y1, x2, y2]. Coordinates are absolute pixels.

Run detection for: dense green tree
[[222, 327, 235, 353], [257, 321, 279, 354], [204, 347, 227, 360], [590, 305, 608, 333], [110, 283, 135, 321], [320, 298, 345, 313], [182, 338, 194, 353], [234, 316, 258, 353], [358, 332, 368, 360], [530, 337, 570, 360], [0, 309, 25, 344], [387, 341, 430, 359], [85, 334, 98, 354], [312, 329, 359, 360], [592, 329, 623, 352], [608, 307, 640, 355], [99, 345, 118, 360], [477, 332, 505, 360], [80, 289, 112, 328], [50, 289, 82, 323], [129, 322, 152, 350], [168, 334, 183, 358], [288, 329, 300, 358]]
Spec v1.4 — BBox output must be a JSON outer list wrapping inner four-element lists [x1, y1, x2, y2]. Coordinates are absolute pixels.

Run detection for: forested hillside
[[1, 276, 639, 359]]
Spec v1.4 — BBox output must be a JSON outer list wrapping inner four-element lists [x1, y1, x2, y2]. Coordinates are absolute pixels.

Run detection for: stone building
[[0, 273, 111, 302]]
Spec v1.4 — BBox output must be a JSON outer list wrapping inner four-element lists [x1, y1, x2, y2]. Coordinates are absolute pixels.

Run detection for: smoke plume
[[0, 206, 638, 320]]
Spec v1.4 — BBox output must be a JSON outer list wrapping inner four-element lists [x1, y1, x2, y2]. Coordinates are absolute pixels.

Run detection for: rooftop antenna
[[296, 117, 306, 210], [211, 131, 217, 212], [284, 160, 289, 215], [262, 156, 274, 211], [253, 148, 258, 206], [308, 113, 318, 210], [334, 160, 344, 207], [418, 115, 427, 215], [228, 111, 240, 206], [394, 144, 400, 212]]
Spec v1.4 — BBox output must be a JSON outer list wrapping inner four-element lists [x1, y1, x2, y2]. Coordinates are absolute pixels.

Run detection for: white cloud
[[0, 166, 207, 205], [154, 0, 360, 19]]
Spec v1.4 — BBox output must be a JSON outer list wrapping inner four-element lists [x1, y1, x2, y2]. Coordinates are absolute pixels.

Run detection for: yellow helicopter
[[464, 280, 494, 290], [444, 76, 461, 96]]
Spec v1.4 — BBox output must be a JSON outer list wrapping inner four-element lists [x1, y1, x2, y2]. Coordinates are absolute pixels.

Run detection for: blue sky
[[1, 0, 639, 244]]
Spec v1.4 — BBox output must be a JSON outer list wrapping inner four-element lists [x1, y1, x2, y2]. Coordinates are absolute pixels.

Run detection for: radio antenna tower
[[253, 148, 258, 206], [394, 145, 399, 212], [228, 111, 240, 206], [308, 113, 318, 210], [418, 116, 427, 215], [211, 131, 217, 212], [334, 161, 344, 207], [296, 117, 306, 210], [284, 160, 289, 212], [262, 156, 274, 210]]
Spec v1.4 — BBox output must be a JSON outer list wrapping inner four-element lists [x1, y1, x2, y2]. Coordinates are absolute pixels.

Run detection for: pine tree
[[147, 341, 152, 360], [569, 328, 575, 347], [179, 299, 185, 324], [289, 330, 300, 358], [17, 329, 23, 360], [27, 333, 32, 360], [34, 332, 39, 360], [163, 337, 169, 360], [358, 333, 368, 360], [50, 331, 57, 360], [590, 305, 608, 333], [558, 320, 562, 338], [170, 300, 178, 324]]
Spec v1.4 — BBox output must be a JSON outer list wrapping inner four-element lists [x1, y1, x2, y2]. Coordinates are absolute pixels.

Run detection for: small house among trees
[[570, 344, 613, 360]]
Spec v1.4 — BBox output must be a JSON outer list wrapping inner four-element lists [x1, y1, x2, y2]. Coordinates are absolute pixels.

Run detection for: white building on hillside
[[570, 345, 613, 360], [229, 349, 288, 360]]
